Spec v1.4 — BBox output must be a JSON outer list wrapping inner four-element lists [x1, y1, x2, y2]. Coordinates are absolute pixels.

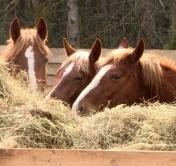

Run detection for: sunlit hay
[[71, 104, 176, 150], [0, 61, 80, 147], [0, 61, 176, 150]]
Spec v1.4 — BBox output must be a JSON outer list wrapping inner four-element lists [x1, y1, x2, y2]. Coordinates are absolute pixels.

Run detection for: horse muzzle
[[72, 101, 86, 114]]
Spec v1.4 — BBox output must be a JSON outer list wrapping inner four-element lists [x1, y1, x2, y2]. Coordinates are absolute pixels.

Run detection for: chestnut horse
[[72, 39, 176, 114], [46, 38, 102, 106], [1, 17, 49, 92]]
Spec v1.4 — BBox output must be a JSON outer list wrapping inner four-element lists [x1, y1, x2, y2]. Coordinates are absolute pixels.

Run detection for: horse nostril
[[46, 92, 56, 100], [72, 102, 86, 113], [50, 93, 54, 98], [50, 92, 57, 99], [79, 105, 84, 112]]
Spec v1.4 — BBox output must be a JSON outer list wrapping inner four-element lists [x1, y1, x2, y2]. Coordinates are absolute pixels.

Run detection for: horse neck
[[158, 65, 176, 102], [140, 63, 176, 102], [133, 63, 161, 103]]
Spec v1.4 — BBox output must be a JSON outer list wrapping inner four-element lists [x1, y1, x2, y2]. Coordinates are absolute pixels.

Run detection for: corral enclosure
[[0, 47, 176, 165], [1, 149, 176, 166], [0, 1, 176, 165]]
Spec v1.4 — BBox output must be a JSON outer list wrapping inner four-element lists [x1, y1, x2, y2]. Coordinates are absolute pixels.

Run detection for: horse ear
[[63, 38, 76, 56], [124, 39, 144, 64], [130, 39, 144, 63], [10, 17, 21, 42], [89, 38, 102, 64], [118, 38, 129, 48], [37, 17, 48, 40]]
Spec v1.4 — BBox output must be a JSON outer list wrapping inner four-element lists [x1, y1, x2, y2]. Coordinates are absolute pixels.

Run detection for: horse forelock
[[2, 28, 49, 61], [61, 50, 91, 75], [100, 48, 133, 67]]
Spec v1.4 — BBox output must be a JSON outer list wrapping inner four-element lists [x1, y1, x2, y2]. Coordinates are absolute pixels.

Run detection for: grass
[[0, 61, 176, 151]]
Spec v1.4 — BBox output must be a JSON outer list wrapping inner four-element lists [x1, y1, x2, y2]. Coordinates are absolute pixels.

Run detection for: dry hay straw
[[0, 61, 176, 151]]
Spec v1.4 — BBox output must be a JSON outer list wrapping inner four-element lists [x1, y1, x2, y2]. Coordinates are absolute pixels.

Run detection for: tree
[[168, 0, 176, 49], [67, 0, 80, 47]]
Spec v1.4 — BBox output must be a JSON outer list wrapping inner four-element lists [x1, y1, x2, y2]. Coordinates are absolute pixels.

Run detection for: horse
[[1, 17, 50, 92], [72, 38, 176, 114], [46, 38, 102, 106]]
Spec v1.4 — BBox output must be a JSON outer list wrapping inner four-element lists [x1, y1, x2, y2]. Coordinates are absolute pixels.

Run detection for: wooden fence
[[0, 149, 176, 166], [0, 46, 176, 88]]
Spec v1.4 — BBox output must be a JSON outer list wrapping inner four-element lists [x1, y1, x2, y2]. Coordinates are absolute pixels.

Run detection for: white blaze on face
[[25, 46, 37, 91], [46, 63, 74, 99], [72, 65, 112, 112], [62, 63, 74, 77]]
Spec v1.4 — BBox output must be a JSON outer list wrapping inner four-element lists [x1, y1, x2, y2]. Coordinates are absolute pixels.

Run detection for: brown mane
[[104, 48, 176, 95], [1, 28, 50, 62]]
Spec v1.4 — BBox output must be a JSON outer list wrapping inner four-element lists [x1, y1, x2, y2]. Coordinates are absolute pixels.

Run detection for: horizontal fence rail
[[0, 149, 176, 166], [0, 46, 176, 88]]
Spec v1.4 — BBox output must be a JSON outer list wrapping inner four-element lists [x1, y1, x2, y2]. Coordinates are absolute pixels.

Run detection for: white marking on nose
[[46, 63, 74, 99], [72, 65, 112, 112], [25, 46, 37, 92]]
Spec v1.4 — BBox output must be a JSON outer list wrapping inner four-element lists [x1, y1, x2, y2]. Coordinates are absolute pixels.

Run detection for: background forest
[[0, 0, 175, 49]]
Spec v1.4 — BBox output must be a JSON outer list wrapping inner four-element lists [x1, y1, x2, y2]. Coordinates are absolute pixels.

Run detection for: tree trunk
[[169, 0, 176, 49], [67, 0, 80, 47]]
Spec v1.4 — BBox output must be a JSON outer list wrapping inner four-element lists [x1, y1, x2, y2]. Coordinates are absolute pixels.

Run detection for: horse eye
[[111, 75, 121, 80], [75, 75, 83, 81]]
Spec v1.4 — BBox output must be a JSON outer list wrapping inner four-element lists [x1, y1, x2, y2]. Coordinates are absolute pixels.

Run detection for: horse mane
[[60, 50, 91, 74], [104, 48, 176, 94], [140, 54, 163, 93], [141, 54, 176, 92], [1, 28, 50, 62], [100, 48, 134, 66]]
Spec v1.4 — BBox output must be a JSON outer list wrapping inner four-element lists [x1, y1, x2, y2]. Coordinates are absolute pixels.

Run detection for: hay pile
[[0, 62, 176, 151]]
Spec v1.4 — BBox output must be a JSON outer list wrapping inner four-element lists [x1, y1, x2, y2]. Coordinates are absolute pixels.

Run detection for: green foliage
[[0, 0, 175, 48], [0, 0, 67, 47]]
